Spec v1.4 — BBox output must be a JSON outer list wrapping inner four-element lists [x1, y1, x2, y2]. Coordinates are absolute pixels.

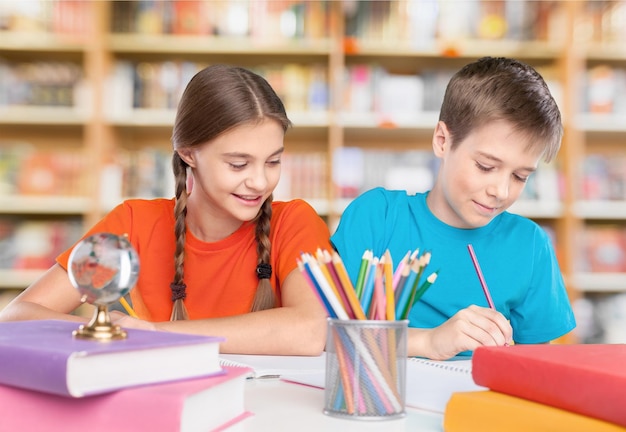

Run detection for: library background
[[1, 0, 625, 344]]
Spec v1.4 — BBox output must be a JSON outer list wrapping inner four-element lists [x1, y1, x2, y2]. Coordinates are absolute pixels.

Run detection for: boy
[[331, 57, 576, 360]]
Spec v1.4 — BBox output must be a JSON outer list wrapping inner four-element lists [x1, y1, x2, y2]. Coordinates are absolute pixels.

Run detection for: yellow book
[[444, 391, 626, 432]]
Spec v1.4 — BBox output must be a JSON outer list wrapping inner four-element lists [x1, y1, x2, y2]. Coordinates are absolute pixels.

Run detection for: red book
[[472, 344, 626, 427], [0, 366, 252, 432]]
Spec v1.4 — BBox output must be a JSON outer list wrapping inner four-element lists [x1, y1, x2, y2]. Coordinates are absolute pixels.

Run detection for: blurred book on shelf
[[0, 0, 89, 35], [332, 147, 437, 199], [585, 65, 626, 115], [120, 148, 175, 200], [273, 152, 328, 204], [580, 225, 626, 273], [575, 293, 626, 344], [0, 61, 83, 108], [0, 143, 86, 197], [105, 61, 328, 117], [581, 154, 626, 201], [0, 217, 83, 272], [341, 63, 561, 124], [343, 0, 565, 46], [518, 161, 563, 202], [109, 0, 330, 40], [580, 1, 626, 44]]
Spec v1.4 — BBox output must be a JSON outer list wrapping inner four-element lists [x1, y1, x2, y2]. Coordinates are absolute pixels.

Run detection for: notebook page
[[219, 353, 326, 379], [406, 357, 486, 413]]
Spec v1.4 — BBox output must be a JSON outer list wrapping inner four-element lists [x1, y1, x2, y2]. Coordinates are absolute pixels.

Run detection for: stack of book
[[0, 319, 251, 431], [444, 344, 626, 431]]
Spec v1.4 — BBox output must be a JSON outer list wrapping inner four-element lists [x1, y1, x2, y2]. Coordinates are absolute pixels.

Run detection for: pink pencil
[[373, 263, 386, 320], [467, 244, 495, 309]]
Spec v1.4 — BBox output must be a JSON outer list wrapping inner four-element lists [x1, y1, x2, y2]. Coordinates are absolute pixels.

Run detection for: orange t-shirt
[[56, 199, 332, 321]]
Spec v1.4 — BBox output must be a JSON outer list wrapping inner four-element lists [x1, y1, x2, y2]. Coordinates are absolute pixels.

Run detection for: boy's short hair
[[439, 57, 562, 162]]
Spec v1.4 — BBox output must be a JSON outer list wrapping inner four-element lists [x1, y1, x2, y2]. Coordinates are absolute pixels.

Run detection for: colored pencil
[[302, 253, 348, 319], [373, 263, 386, 320], [331, 252, 367, 320], [383, 250, 395, 321], [298, 258, 337, 319], [360, 257, 379, 316], [354, 250, 372, 299], [120, 296, 138, 318], [320, 249, 355, 319], [409, 271, 438, 310], [298, 248, 437, 324], [395, 258, 420, 319], [467, 244, 495, 309], [392, 250, 411, 290]]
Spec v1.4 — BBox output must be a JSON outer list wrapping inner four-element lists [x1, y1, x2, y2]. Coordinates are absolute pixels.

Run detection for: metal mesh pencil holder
[[324, 318, 408, 420]]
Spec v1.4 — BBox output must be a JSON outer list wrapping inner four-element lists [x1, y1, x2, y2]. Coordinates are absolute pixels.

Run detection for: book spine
[[444, 391, 625, 432], [472, 348, 626, 427], [0, 347, 70, 396]]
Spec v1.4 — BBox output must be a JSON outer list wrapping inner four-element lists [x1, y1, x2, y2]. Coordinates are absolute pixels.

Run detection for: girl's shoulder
[[271, 199, 328, 230], [119, 198, 174, 212], [115, 198, 176, 225], [271, 198, 317, 216]]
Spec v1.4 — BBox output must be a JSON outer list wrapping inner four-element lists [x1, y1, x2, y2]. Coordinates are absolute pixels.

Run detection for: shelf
[[0, 269, 45, 289], [508, 200, 564, 219], [0, 32, 85, 53], [107, 108, 175, 127], [340, 112, 439, 130], [348, 39, 565, 60], [572, 201, 626, 220], [571, 272, 626, 293], [108, 34, 333, 56], [577, 113, 626, 133], [0, 196, 91, 215], [0, 106, 87, 126], [107, 109, 331, 129], [585, 43, 626, 62]]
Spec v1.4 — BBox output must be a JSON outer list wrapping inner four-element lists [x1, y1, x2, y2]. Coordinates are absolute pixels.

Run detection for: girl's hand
[[110, 310, 157, 331], [422, 304, 513, 360]]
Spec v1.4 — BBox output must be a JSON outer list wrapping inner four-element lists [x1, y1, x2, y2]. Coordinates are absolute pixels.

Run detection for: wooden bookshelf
[[2, 1, 626, 342]]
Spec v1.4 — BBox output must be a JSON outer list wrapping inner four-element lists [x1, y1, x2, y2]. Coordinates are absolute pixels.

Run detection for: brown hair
[[169, 64, 291, 320], [439, 57, 562, 162]]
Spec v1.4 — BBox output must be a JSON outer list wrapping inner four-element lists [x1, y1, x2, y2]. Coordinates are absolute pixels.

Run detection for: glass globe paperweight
[[68, 232, 140, 341]]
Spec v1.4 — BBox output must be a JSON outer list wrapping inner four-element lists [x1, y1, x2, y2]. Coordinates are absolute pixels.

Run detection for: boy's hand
[[422, 305, 513, 360]]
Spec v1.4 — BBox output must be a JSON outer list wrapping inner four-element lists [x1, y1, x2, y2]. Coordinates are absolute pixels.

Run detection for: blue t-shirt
[[331, 188, 576, 344]]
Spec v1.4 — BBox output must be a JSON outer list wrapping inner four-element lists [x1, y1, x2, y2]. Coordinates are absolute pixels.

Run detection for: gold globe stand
[[73, 304, 127, 341]]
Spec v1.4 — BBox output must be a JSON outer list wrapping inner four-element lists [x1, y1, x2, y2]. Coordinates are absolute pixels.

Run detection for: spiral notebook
[[280, 355, 485, 414], [406, 357, 486, 413], [219, 353, 326, 379]]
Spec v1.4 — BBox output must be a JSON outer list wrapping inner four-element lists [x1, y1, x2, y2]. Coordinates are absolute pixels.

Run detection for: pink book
[[0, 319, 224, 397], [0, 366, 252, 432]]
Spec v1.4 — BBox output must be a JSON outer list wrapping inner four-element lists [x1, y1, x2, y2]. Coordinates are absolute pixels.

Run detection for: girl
[[0, 65, 331, 356]]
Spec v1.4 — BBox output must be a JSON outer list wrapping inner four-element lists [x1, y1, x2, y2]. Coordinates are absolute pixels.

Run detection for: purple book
[[0, 319, 224, 397]]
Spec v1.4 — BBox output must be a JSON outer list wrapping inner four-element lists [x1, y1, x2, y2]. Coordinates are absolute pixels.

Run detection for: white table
[[230, 378, 444, 432]]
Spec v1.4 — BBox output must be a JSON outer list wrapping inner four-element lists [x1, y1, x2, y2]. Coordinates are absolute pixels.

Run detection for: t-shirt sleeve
[[272, 200, 332, 284], [56, 202, 133, 270], [330, 187, 390, 284], [511, 227, 577, 343]]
